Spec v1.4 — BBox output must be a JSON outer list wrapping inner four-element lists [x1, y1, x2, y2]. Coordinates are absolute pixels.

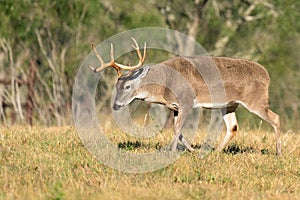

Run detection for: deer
[[89, 38, 282, 156]]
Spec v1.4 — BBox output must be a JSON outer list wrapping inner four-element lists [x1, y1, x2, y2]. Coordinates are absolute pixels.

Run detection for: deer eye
[[125, 85, 131, 90]]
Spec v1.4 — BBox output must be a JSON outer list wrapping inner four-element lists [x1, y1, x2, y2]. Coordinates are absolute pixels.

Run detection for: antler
[[89, 43, 122, 77], [89, 38, 146, 77]]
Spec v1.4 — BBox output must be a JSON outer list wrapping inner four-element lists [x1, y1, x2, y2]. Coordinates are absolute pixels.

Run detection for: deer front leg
[[202, 109, 223, 151], [171, 108, 194, 152], [198, 109, 224, 158], [142, 103, 151, 127], [179, 134, 194, 152]]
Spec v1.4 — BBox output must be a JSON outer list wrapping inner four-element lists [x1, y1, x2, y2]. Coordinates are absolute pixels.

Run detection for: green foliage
[[0, 0, 299, 128]]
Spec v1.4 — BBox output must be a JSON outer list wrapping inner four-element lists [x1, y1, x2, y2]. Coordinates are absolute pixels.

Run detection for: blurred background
[[0, 0, 299, 130]]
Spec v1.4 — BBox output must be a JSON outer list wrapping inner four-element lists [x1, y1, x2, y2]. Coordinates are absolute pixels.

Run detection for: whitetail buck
[[89, 38, 282, 156]]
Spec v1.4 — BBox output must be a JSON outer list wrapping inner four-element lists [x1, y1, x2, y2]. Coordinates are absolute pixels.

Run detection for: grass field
[[0, 126, 299, 199]]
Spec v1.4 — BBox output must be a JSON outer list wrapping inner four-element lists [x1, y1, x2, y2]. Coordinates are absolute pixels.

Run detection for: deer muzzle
[[112, 103, 123, 110]]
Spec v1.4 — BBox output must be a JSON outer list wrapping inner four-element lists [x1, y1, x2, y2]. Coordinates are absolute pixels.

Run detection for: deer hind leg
[[266, 109, 281, 156], [244, 103, 281, 156], [216, 111, 239, 152]]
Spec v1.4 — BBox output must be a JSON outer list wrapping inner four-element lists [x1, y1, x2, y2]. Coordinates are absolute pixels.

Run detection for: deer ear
[[120, 66, 150, 81], [139, 66, 150, 78]]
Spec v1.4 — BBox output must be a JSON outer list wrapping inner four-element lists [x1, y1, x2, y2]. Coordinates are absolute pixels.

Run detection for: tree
[[0, 0, 298, 129]]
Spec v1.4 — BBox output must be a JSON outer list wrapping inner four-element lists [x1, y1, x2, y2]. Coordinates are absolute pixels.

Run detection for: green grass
[[0, 126, 299, 199]]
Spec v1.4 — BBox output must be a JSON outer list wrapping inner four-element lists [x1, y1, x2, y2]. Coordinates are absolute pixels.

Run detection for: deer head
[[89, 38, 148, 110], [112, 67, 150, 110]]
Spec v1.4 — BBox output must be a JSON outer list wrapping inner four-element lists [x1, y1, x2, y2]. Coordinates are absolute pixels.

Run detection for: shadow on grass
[[223, 144, 255, 155], [118, 141, 143, 150], [192, 143, 215, 151], [223, 143, 256, 155], [117, 141, 272, 155], [118, 141, 162, 151], [118, 141, 190, 152], [223, 143, 273, 155]]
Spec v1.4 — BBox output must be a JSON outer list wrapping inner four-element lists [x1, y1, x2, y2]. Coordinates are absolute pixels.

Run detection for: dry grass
[[0, 126, 299, 200]]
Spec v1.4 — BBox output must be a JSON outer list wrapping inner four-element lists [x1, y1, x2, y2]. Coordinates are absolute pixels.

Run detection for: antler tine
[[130, 37, 139, 50], [131, 37, 147, 63], [110, 43, 114, 62], [88, 43, 101, 72], [109, 43, 122, 77], [89, 38, 146, 76], [142, 42, 146, 62], [130, 37, 142, 60], [89, 43, 110, 73], [112, 37, 146, 71], [89, 43, 121, 76], [92, 43, 104, 66]]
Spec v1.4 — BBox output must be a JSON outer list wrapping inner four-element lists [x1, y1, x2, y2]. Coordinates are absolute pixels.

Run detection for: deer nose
[[113, 104, 123, 110]]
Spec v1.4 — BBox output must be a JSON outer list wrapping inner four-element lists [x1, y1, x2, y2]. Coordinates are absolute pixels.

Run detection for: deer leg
[[216, 112, 238, 152], [202, 109, 223, 151], [179, 134, 194, 152], [266, 109, 282, 156], [245, 105, 281, 156], [171, 108, 194, 152], [174, 110, 194, 152], [198, 109, 224, 158], [266, 109, 281, 156], [163, 111, 174, 129], [143, 104, 151, 127]]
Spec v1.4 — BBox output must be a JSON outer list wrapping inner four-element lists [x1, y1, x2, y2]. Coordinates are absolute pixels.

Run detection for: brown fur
[[113, 56, 281, 155]]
